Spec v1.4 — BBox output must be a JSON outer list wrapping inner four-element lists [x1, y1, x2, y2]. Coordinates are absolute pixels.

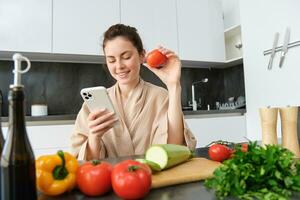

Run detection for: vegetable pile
[[37, 144, 192, 198], [205, 142, 300, 200]]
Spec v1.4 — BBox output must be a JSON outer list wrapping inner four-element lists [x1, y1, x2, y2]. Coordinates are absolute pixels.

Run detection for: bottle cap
[[10, 53, 31, 88]]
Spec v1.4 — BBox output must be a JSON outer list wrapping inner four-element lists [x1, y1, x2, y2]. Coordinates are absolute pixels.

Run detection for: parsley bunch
[[205, 142, 300, 200]]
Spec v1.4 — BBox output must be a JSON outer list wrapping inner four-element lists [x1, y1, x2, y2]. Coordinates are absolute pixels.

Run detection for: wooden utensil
[[259, 107, 279, 145], [279, 106, 300, 157]]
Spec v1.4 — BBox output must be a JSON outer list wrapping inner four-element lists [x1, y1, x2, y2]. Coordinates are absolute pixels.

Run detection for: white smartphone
[[80, 86, 116, 113]]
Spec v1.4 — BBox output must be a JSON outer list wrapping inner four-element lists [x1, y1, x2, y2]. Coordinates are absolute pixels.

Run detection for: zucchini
[[135, 159, 162, 172], [145, 144, 192, 170]]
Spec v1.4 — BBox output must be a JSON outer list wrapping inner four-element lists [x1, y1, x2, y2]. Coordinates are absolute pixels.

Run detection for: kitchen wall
[[0, 60, 245, 116], [240, 0, 300, 140]]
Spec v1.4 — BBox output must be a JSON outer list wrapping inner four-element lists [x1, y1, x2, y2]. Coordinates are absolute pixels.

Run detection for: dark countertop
[[37, 147, 299, 200], [183, 108, 246, 119], [1, 109, 246, 126]]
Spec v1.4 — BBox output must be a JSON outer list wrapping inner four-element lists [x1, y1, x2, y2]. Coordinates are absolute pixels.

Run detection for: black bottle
[[0, 90, 5, 198], [0, 89, 4, 147], [0, 89, 5, 152], [0, 54, 37, 200]]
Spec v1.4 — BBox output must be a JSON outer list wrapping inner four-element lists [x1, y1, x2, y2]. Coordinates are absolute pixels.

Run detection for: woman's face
[[104, 36, 144, 86]]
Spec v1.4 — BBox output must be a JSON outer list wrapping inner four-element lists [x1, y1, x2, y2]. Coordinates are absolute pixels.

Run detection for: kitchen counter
[[183, 108, 246, 119], [1, 109, 246, 126], [38, 146, 299, 200]]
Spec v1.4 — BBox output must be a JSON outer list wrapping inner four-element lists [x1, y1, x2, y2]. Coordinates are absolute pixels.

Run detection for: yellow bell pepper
[[36, 150, 78, 196]]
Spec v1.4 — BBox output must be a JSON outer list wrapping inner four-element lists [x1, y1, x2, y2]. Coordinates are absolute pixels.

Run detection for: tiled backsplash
[[0, 61, 245, 116]]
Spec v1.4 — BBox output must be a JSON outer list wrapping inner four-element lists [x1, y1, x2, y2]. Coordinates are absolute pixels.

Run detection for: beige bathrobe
[[71, 79, 197, 160]]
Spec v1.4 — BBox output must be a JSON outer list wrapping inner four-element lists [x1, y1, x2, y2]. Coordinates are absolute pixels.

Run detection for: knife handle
[[279, 55, 285, 68], [267, 56, 274, 70]]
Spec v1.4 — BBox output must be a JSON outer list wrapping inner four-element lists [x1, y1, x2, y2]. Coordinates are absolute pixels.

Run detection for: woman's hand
[[145, 46, 181, 89], [87, 108, 118, 138]]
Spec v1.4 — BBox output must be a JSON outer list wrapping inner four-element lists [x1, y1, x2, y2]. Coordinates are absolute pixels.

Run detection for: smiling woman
[[71, 24, 197, 161]]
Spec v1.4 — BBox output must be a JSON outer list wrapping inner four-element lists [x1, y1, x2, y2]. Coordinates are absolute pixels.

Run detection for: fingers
[[88, 108, 107, 121], [88, 109, 118, 135], [90, 117, 118, 134], [157, 46, 176, 58], [88, 111, 115, 128]]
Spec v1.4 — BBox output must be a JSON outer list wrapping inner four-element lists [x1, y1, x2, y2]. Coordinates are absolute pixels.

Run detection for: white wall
[[240, 0, 300, 140]]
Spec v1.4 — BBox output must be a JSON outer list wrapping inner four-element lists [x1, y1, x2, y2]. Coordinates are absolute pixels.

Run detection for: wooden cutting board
[[151, 157, 221, 189]]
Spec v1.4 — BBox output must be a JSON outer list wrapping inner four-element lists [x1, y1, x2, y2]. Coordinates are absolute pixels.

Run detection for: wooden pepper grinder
[[279, 106, 300, 158], [259, 107, 278, 145]]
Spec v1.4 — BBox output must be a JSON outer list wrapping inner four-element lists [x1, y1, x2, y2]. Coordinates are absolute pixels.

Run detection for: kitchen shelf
[[224, 24, 243, 61], [0, 51, 106, 64], [224, 24, 241, 38], [181, 56, 243, 68], [223, 56, 243, 67], [0, 50, 242, 69]]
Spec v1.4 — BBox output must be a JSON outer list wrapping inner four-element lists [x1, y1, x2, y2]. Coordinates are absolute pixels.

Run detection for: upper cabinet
[[224, 25, 242, 61], [120, 0, 178, 53], [0, 0, 52, 53], [176, 0, 225, 62], [221, 0, 243, 61], [221, 0, 240, 30], [0, 0, 230, 65], [52, 0, 120, 55]]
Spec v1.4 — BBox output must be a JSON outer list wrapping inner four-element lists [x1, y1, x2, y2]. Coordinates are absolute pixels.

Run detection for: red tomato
[[208, 144, 231, 162], [241, 143, 248, 153], [77, 160, 113, 196], [146, 49, 168, 68], [111, 160, 152, 199]]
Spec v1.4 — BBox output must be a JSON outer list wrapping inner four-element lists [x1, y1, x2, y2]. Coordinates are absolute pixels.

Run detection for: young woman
[[71, 24, 196, 160]]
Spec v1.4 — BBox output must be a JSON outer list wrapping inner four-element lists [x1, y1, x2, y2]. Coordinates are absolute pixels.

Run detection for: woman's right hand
[[87, 108, 118, 138]]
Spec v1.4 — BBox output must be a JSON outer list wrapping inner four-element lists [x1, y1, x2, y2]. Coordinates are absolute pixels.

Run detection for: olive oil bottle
[[0, 90, 5, 198], [0, 54, 37, 200]]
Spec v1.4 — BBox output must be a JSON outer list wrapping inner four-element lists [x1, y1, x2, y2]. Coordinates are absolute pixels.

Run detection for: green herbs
[[205, 142, 300, 200]]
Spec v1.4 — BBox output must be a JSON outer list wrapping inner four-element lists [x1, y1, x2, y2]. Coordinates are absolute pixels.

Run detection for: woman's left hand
[[145, 46, 181, 89]]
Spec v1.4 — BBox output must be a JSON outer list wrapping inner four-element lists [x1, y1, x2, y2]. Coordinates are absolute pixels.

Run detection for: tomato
[[146, 49, 168, 68], [208, 144, 231, 162], [241, 143, 248, 153], [76, 160, 113, 196], [111, 160, 152, 199]]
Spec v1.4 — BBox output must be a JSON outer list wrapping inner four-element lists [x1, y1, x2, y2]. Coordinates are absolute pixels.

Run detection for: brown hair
[[102, 24, 144, 55]]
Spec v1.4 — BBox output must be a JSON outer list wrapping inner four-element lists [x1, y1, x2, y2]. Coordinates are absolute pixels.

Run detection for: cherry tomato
[[208, 144, 231, 162], [146, 49, 168, 68], [111, 160, 152, 199], [76, 160, 113, 196], [241, 143, 248, 153]]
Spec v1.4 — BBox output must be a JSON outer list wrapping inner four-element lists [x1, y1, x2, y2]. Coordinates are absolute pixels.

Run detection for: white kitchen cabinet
[[2, 125, 74, 157], [0, 0, 52, 53], [52, 0, 120, 55], [224, 25, 243, 61], [176, 0, 225, 62], [120, 0, 178, 53], [221, 0, 243, 61], [221, 0, 240, 30], [185, 115, 246, 148]]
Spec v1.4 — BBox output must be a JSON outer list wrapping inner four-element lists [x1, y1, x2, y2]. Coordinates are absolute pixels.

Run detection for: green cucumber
[[145, 144, 192, 170], [135, 159, 162, 172]]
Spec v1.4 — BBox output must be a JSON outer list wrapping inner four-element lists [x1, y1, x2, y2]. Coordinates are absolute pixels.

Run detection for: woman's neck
[[118, 77, 140, 99]]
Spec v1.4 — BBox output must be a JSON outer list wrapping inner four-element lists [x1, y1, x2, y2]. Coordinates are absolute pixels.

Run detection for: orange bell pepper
[[36, 150, 78, 196]]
